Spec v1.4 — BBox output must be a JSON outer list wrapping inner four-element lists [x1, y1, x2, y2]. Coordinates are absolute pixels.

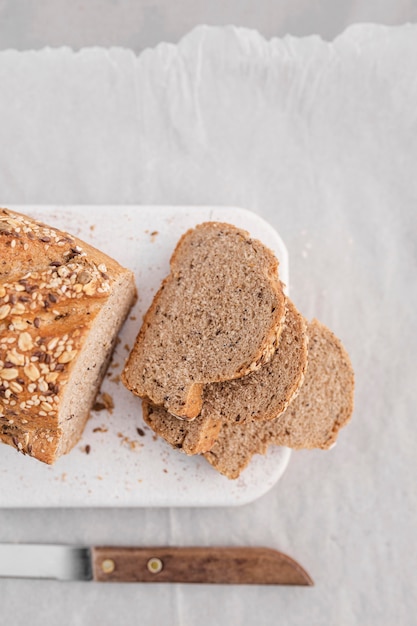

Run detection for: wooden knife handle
[[91, 546, 313, 585]]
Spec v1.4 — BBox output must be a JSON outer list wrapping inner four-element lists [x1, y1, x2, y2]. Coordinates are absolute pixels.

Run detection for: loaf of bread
[[0, 208, 136, 464], [142, 298, 308, 454], [122, 222, 286, 419], [204, 320, 355, 479]]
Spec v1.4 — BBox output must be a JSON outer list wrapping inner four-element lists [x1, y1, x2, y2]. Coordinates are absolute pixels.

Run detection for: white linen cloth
[[0, 23, 416, 625]]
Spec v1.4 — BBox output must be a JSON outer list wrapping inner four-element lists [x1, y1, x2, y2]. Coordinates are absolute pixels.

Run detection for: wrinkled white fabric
[[0, 23, 416, 625]]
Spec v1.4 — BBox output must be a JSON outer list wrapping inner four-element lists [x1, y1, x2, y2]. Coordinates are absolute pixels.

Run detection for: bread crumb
[[92, 392, 114, 413], [150, 231, 159, 243], [92, 402, 106, 412], [117, 432, 142, 450], [102, 392, 114, 412], [93, 426, 108, 433]]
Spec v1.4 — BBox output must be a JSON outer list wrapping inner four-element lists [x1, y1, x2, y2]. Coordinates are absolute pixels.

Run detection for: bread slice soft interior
[[202, 298, 308, 424], [56, 271, 136, 457], [122, 222, 286, 419], [204, 320, 355, 479], [141, 298, 308, 455]]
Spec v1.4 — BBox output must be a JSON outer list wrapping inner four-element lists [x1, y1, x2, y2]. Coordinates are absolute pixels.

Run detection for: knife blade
[[0, 544, 313, 585]]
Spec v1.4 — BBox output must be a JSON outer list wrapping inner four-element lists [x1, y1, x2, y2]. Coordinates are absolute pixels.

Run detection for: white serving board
[[0, 206, 290, 507]]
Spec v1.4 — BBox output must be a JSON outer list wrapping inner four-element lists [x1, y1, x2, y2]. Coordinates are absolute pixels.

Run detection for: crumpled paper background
[[1, 23, 416, 626]]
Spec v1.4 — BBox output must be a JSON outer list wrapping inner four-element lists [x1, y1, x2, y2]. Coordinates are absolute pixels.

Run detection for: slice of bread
[[141, 298, 308, 455], [122, 222, 286, 419], [0, 208, 136, 464], [202, 298, 308, 424], [204, 320, 355, 479], [142, 401, 222, 455]]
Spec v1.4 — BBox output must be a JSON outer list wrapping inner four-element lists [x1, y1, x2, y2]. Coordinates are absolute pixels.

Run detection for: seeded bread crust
[[204, 320, 355, 479], [0, 208, 136, 464], [122, 222, 286, 419], [141, 298, 308, 455]]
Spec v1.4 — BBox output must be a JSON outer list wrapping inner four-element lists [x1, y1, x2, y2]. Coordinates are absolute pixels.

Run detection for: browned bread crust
[[0, 208, 136, 464], [122, 222, 286, 418]]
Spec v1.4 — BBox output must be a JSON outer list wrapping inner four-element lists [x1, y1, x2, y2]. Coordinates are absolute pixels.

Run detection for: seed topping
[[0, 208, 116, 452]]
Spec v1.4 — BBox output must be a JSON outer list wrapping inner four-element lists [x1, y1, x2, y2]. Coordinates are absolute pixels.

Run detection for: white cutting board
[[0, 206, 290, 507]]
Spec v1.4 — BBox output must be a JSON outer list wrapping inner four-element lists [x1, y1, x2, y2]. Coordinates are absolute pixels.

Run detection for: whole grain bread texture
[[204, 319, 355, 479], [0, 208, 136, 464], [202, 298, 307, 424], [142, 401, 222, 455], [141, 298, 308, 454], [122, 222, 286, 419]]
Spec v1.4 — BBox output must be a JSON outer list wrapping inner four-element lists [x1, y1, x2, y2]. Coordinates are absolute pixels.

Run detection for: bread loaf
[[204, 320, 355, 479], [0, 208, 136, 464], [142, 298, 308, 454], [122, 222, 286, 419]]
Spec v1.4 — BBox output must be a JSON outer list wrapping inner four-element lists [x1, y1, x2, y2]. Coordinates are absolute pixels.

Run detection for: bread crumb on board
[[92, 392, 114, 413], [144, 229, 159, 242], [117, 432, 143, 451], [107, 373, 121, 384]]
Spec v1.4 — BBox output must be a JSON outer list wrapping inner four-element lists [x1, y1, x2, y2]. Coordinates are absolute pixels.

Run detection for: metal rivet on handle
[[147, 557, 163, 574], [101, 559, 115, 574]]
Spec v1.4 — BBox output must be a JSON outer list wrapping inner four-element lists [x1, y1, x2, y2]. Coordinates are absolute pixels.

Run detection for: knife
[[0, 544, 313, 585]]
